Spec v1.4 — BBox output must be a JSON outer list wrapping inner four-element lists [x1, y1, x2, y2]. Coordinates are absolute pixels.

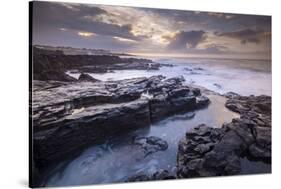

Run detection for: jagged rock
[[177, 124, 245, 178], [177, 95, 271, 178], [78, 73, 100, 82], [225, 95, 271, 116], [177, 124, 224, 178], [196, 95, 210, 108], [126, 169, 176, 182], [224, 92, 239, 98], [191, 88, 201, 96], [133, 136, 168, 157]]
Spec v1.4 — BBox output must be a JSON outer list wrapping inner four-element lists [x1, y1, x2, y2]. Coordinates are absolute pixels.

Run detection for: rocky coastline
[[33, 47, 161, 82], [32, 74, 210, 183], [31, 47, 271, 186]]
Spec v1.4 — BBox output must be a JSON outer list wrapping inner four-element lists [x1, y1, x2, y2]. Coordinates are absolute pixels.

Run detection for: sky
[[32, 1, 271, 59]]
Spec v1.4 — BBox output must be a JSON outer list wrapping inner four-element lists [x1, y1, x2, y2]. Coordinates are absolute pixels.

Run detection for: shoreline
[[31, 47, 271, 187], [31, 76, 271, 187]]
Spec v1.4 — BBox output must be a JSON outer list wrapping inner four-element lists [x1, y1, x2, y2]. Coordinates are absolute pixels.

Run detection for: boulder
[[133, 136, 168, 157], [196, 95, 210, 108], [78, 73, 100, 82]]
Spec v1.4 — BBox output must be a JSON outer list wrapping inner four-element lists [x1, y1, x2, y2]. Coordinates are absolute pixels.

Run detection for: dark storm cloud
[[143, 8, 271, 33], [166, 30, 206, 50], [33, 1, 140, 41], [216, 29, 269, 44]]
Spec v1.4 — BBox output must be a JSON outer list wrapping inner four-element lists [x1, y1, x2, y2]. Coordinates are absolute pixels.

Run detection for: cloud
[[166, 30, 206, 50], [77, 31, 95, 37], [200, 44, 228, 53], [33, 2, 141, 41], [113, 36, 138, 43], [216, 29, 268, 44], [32, 1, 271, 58], [207, 12, 236, 19]]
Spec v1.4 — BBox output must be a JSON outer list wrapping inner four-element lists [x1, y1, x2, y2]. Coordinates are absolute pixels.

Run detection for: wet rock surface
[[177, 95, 271, 178], [32, 75, 209, 171]]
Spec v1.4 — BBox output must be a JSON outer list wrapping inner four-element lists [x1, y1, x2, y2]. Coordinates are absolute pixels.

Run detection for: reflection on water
[[46, 94, 239, 187]]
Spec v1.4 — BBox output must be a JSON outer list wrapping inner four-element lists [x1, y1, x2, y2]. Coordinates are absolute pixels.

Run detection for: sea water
[[67, 57, 271, 96]]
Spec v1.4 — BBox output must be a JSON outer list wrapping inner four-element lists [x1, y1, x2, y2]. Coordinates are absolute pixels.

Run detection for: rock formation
[[32, 75, 210, 171], [177, 95, 271, 178]]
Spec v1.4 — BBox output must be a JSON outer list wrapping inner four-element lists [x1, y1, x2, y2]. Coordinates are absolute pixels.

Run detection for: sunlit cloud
[[113, 36, 137, 43], [59, 28, 67, 31], [207, 12, 236, 20], [60, 2, 80, 11], [78, 31, 95, 37]]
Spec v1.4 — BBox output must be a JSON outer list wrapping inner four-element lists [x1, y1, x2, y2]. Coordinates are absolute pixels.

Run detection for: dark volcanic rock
[[225, 95, 271, 116], [177, 124, 224, 178], [177, 95, 271, 178], [196, 95, 210, 108], [224, 92, 239, 98], [34, 98, 151, 168], [127, 169, 176, 182], [133, 136, 168, 157], [147, 76, 208, 122], [32, 75, 209, 172], [78, 73, 100, 82]]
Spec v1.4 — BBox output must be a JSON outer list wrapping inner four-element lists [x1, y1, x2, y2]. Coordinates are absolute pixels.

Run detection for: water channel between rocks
[[46, 94, 244, 187]]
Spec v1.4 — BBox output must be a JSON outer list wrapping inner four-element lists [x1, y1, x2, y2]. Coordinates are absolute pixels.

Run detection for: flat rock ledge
[[177, 95, 271, 178], [32, 75, 210, 170]]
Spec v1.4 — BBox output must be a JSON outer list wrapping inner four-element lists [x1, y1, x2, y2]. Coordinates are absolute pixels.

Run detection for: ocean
[[67, 57, 272, 96]]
